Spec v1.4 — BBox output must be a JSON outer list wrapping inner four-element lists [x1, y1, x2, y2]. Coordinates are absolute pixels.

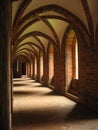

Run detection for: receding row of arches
[[12, 3, 91, 99], [13, 29, 79, 97], [1, 1, 98, 130]]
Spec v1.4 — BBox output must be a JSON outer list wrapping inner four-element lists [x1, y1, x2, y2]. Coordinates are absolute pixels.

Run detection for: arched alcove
[[40, 51, 44, 81], [48, 43, 54, 85], [65, 29, 79, 96], [34, 56, 37, 80]]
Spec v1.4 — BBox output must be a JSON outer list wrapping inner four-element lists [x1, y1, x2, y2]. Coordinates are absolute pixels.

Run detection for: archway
[[48, 43, 54, 85], [34, 56, 37, 80], [22, 62, 26, 75], [40, 51, 44, 82], [65, 29, 79, 96]]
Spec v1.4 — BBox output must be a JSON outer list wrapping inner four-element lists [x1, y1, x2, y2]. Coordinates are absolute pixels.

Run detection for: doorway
[[22, 62, 26, 75]]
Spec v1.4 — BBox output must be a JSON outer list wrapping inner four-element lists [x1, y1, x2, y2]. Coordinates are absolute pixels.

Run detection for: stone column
[[54, 49, 65, 95], [31, 60, 34, 79], [36, 56, 40, 81], [27, 62, 31, 78], [0, 0, 12, 130], [42, 54, 49, 85], [32, 57, 36, 79]]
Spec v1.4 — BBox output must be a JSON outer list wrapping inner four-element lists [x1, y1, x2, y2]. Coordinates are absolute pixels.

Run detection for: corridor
[[13, 77, 98, 130]]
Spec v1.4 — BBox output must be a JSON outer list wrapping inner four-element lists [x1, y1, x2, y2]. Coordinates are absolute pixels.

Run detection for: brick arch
[[17, 42, 44, 52], [15, 52, 33, 73], [14, 31, 59, 51], [13, 15, 67, 42], [16, 47, 36, 55], [81, 0, 94, 44], [39, 19, 60, 47], [16, 50, 35, 63], [47, 42, 54, 85], [15, 52, 32, 77], [16, 36, 46, 53], [14, 17, 60, 47], [14, 42, 40, 60], [14, 4, 90, 46], [61, 25, 73, 53], [13, 0, 32, 28], [61, 27, 76, 90], [16, 54, 31, 63], [61, 25, 94, 97], [33, 36, 46, 52], [61, 24, 90, 52]]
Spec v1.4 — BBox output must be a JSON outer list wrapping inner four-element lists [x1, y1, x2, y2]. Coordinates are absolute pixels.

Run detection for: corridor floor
[[13, 77, 98, 130]]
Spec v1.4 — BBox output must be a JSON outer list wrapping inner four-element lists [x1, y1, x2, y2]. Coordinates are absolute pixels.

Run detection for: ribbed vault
[[12, 0, 98, 62]]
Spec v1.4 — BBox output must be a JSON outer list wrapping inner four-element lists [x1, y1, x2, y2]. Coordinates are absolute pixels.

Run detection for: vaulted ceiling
[[12, 0, 98, 62]]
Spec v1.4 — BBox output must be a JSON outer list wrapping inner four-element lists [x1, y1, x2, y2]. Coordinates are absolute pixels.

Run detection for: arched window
[[48, 43, 54, 85], [40, 51, 43, 81], [72, 38, 79, 79], [34, 56, 37, 79], [65, 30, 79, 92]]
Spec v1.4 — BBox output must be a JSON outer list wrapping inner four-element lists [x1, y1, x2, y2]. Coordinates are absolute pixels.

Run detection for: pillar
[[54, 49, 65, 94], [36, 56, 40, 81], [42, 54, 49, 85], [0, 0, 12, 130]]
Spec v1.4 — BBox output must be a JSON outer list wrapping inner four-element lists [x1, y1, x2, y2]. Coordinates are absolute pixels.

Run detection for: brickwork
[[42, 53, 49, 85], [53, 49, 65, 94], [1, 1, 98, 130], [26, 62, 31, 77], [77, 32, 98, 111], [13, 29, 98, 113]]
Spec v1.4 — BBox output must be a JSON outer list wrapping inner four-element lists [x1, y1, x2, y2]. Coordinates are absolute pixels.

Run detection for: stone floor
[[12, 77, 98, 130]]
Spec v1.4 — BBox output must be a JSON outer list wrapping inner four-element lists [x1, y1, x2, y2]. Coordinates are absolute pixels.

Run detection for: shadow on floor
[[66, 104, 98, 121], [13, 88, 62, 97], [13, 78, 98, 130], [13, 103, 98, 128]]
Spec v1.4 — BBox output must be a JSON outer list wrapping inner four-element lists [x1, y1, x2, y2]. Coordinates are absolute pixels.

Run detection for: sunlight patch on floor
[[13, 78, 98, 130]]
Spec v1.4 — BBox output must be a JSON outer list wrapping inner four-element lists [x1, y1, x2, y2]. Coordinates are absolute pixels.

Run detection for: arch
[[14, 35, 46, 52], [34, 55, 37, 79], [48, 42, 54, 85], [13, 16, 61, 44], [13, 0, 32, 28], [81, 0, 94, 44], [16, 47, 37, 56], [14, 4, 90, 46], [16, 42, 43, 52], [61, 26, 79, 96], [16, 52, 32, 62], [39, 50, 44, 81], [16, 54, 29, 62], [13, 54, 30, 78], [14, 31, 58, 51]]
